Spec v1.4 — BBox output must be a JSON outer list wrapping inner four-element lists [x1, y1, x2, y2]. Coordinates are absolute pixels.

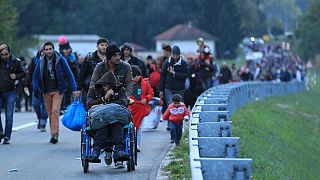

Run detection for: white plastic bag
[[141, 106, 162, 129]]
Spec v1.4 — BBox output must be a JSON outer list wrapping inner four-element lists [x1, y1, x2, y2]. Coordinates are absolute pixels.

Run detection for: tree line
[[1, 0, 316, 60]]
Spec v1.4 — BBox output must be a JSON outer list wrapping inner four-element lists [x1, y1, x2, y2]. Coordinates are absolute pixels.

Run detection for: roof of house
[[128, 42, 147, 52], [154, 24, 216, 41], [34, 34, 101, 42]]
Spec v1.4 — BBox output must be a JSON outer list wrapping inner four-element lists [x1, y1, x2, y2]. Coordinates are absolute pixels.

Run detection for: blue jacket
[[33, 51, 77, 94], [159, 57, 189, 91]]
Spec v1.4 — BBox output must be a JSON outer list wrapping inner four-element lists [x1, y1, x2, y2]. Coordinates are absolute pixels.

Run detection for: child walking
[[162, 94, 189, 145]]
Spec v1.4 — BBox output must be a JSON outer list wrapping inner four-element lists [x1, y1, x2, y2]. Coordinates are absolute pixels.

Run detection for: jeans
[[137, 127, 142, 146], [203, 78, 212, 90], [94, 122, 124, 150], [170, 122, 183, 144], [0, 91, 16, 139], [164, 89, 185, 129], [32, 92, 48, 126]]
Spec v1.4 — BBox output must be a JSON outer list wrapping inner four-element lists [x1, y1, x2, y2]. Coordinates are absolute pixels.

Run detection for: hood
[[95, 70, 119, 87]]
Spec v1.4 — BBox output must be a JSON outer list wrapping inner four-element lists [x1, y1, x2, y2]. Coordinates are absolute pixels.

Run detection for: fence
[[189, 81, 305, 180]]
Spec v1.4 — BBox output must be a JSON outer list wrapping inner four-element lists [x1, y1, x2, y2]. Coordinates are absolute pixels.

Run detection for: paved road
[[0, 112, 171, 180]]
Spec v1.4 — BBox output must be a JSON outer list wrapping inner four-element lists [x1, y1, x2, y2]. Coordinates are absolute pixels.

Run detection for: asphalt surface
[[0, 112, 171, 180]]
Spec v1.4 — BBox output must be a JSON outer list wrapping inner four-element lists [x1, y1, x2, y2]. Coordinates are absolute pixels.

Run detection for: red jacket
[[129, 77, 154, 130], [162, 103, 190, 124]]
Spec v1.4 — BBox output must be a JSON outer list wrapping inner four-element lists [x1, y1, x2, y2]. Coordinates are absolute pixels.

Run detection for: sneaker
[[88, 149, 101, 163], [49, 135, 58, 144], [115, 161, 125, 169], [104, 152, 113, 165], [0, 133, 4, 143], [3, 137, 10, 144], [136, 148, 141, 152], [166, 127, 170, 131], [116, 150, 127, 159], [39, 126, 46, 132], [59, 110, 65, 115], [170, 140, 175, 144]]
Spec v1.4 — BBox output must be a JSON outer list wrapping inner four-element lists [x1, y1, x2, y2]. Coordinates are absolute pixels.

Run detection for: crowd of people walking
[[0, 36, 306, 148]]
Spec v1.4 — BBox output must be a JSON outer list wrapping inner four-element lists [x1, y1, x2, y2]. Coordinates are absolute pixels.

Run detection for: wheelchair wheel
[[134, 127, 137, 167], [127, 126, 136, 172], [81, 129, 89, 173]]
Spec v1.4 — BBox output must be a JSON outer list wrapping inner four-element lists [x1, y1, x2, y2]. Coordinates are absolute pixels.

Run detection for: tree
[[262, 0, 302, 33], [0, 0, 18, 46], [11, 0, 268, 58], [295, 0, 320, 60]]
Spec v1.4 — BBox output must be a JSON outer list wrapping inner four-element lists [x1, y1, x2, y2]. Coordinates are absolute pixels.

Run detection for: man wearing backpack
[[0, 44, 26, 144], [78, 38, 109, 108], [60, 42, 80, 111], [33, 42, 81, 144], [25, 49, 49, 132]]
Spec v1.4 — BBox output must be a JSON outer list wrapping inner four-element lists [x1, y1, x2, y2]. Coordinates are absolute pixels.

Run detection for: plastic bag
[[141, 106, 162, 129], [61, 97, 87, 131]]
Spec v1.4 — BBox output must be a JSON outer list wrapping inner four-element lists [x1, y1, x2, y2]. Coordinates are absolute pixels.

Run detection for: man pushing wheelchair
[[86, 44, 133, 167]]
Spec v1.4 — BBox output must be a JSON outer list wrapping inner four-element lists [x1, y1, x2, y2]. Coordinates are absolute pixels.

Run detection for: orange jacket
[[129, 77, 154, 130], [162, 103, 189, 124]]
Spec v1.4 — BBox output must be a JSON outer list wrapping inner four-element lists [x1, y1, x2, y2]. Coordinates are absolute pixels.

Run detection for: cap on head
[[58, 36, 67, 45], [106, 44, 120, 60], [197, 37, 204, 45], [59, 42, 71, 50], [172, 46, 181, 55]]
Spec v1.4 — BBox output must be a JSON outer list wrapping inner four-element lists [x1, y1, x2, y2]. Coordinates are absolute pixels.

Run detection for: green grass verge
[[232, 81, 320, 179], [163, 129, 191, 180]]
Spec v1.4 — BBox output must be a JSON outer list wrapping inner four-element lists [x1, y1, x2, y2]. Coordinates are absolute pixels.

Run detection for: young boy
[[162, 94, 189, 145]]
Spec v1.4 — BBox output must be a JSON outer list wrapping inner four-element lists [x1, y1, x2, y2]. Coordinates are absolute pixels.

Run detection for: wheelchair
[[80, 114, 137, 173]]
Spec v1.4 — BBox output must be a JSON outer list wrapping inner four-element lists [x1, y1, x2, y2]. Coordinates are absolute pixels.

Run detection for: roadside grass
[[163, 69, 319, 179], [232, 80, 320, 179], [163, 128, 191, 180]]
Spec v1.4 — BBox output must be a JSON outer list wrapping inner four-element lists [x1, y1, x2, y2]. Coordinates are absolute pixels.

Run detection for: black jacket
[[90, 60, 133, 100], [219, 67, 232, 84], [127, 56, 147, 78], [78, 51, 104, 91], [0, 56, 25, 92], [159, 57, 189, 91]]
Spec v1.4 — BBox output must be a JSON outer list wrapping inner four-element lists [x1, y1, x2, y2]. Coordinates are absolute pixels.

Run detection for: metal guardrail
[[189, 81, 305, 180]]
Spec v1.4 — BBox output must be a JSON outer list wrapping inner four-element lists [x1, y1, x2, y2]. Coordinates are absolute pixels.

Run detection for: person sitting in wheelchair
[[86, 71, 128, 163]]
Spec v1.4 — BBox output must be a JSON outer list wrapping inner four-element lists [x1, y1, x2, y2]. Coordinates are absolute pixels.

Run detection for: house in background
[[33, 34, 101, 55], [154, 23, 217, 55]]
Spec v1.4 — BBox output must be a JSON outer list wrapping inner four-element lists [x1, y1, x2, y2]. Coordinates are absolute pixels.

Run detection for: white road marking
[[12, 122, 37, 132], [12, 115, 63, 132]]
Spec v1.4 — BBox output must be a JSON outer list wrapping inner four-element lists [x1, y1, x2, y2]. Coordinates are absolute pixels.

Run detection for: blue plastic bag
[[61, 97, 87, 131]]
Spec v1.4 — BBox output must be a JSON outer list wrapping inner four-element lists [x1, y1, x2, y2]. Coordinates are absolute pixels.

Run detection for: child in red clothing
[[129, 65, 154, 152], [162, 94, 189, 145]]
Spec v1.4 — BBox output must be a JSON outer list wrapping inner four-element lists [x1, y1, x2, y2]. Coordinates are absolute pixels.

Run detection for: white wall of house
[[156, 40, 215, 55], [32, 35, 101, 56], [34, 41, 97, 56]]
